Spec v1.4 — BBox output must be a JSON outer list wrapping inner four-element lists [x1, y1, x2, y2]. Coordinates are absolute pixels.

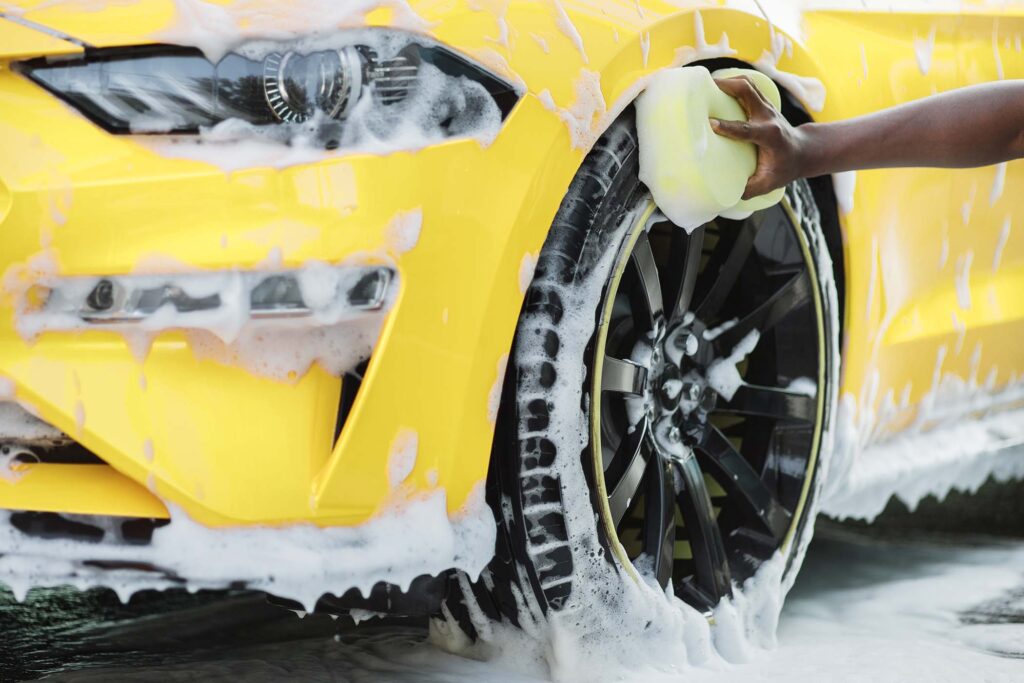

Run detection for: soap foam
[[437, 184, 842, 682], [0, 486, 495, 612], [140, 29, 504, 172]]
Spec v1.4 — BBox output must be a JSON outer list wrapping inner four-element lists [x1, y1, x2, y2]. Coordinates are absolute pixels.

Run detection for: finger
[[710, 117, 757, 141], [714, 76, 774, 120], [740, 76, 774, 114]]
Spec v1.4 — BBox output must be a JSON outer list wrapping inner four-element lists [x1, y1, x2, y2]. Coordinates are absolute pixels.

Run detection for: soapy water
[[0, 486, 496, 614], [6, 525, 1024, 681], [1, 165, 843, 683], [3, 3, 1018, 681], [418, 179, 840, 683], [822, 371, 1024, 523], [4, 251, 401, 381]]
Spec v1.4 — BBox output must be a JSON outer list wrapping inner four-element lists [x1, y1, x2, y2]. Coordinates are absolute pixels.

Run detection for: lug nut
[[668, 426, 681, 443], [685, 383, 702, 402], [683, 333, 699, 356]]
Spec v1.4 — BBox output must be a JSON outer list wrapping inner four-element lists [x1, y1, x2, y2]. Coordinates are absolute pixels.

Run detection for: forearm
[[796, 81, 1024, 177]]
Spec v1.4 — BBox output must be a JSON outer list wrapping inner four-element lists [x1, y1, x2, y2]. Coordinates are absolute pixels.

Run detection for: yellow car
[[1, 0, 1021, 628]]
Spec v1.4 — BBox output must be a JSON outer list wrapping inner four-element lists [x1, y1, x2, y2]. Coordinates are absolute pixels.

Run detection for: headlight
[[18, 32, 520, 148]]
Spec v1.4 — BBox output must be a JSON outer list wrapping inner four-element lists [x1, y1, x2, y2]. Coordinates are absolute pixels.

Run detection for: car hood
[[0, 1, 732, 57], [0, 0, 421, 54]]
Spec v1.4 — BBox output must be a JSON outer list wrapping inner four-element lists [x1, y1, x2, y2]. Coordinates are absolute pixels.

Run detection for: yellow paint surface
[[0, 1, 1021, 525]]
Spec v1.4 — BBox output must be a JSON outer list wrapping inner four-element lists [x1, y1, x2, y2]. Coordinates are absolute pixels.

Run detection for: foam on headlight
[[18, 31, 519, 150]]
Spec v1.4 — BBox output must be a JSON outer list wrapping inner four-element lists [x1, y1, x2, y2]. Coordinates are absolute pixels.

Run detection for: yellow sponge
[[635, 65, 786, 231]]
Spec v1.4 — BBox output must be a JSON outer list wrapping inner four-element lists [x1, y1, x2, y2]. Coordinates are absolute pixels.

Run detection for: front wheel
[[462, 110, 839, 629]]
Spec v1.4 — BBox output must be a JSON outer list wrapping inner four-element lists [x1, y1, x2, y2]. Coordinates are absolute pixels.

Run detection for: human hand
[[710, 76, 807, 199]]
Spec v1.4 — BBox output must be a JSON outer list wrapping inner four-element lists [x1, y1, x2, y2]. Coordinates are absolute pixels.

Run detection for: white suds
[[831, 171, 856, 215], [143, 438, 154, 463], [993, 216, 1011, 272], [0, 377, 13, 401], [487, 10, 511, 50], [824, 381, 1024, 522], [9, 257, 399, 381], [786, 376, 818, 398], [437, 201, 808, 682], [530, 32, 550, 54], [702, 318, 738, 341], [518, 252, 538, 295], [0, 487, 495, 611], [951, 311, 966, 354], [753, 56, 825, 113], [74, 401, 86, 435], [537, 70, 606, 150], [989, 162, 1007, 206], [387, 429, 418, 488], [859, 43, 868, 79], [674, 10, 738, 64], [140, 30, 503, 172], [954, 250, 973, 310], [939, 236, 949, 269], [639, 31, 651, 67], [961, 184, 976, 225], [487, 354, 509, 425], [707, 330, 760, 401], [436, 182, 841, 683], [749, 18, 825, 112], [914, 26, 936, 75], [155, 0, 432, 63], [550, 0, 588, 64], [0, 403, 63, 442], [386, 208, 423, 254]]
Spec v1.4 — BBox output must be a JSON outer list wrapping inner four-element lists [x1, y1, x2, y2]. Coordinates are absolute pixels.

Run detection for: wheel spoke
[[673, 449, 732, 603], [718, 384, 816, 423], [667, 225, 705, 321], [602, 356, 648, 396], [607, 421, 653, 527], [695, 426, 792, 539], [694, 216, 760, 321], [629, 231, 664, 327], [643, 447, 677, 587], [728, 527, 779, 565], [711, 272, 811, 356]]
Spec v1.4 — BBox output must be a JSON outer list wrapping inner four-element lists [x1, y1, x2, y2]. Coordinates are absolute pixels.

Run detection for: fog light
[[19, 264, 396, 337]]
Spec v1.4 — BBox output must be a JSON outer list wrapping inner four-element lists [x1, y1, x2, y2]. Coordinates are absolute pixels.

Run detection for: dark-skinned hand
[[709, 76, 807, 200]]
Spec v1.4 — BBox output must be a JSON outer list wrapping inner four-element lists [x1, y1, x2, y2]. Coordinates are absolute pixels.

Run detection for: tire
[[447, 108, 840, 634]]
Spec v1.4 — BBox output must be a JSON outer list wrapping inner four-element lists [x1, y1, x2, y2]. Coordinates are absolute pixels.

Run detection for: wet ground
[[3, 488, 1024, 682]]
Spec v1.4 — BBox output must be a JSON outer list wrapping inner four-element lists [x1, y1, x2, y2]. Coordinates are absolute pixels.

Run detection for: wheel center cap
[[647, 319, 720, 450]]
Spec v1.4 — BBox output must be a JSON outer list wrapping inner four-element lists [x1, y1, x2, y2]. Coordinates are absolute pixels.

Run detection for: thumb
[[742, 169, 776, 200]]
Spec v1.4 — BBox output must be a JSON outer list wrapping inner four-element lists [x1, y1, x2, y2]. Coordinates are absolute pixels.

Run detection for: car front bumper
[[0, 54, 578, 531]]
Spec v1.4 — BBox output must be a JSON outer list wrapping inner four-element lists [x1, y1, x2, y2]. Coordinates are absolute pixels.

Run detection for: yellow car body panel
[[0, 1, 1021, 533], [801, 8, 1024, 435], [0, 15, 81, 59]]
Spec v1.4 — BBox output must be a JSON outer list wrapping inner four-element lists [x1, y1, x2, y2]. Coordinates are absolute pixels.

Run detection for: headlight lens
[[19, 33, 519, 147]]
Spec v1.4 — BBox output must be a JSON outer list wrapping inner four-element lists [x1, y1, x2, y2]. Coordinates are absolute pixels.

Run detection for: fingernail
[[709, 118, 720, 129]]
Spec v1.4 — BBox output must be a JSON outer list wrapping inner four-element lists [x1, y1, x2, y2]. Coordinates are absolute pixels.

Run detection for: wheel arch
[[506, 5, 850, 350], [480, 4, 852, 521]]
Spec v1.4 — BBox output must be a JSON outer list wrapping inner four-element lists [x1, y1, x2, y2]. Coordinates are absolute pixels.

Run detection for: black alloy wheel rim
[[589, 194, 825, 613]]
